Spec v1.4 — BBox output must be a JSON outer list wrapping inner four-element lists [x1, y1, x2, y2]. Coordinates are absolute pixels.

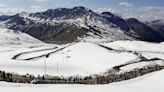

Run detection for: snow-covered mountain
[[0, 23, 164, 91], [0, 6, 163, 44], [0, 6, 164, 92], [146, 19, 164, 37], [126, 18, 164, 42]]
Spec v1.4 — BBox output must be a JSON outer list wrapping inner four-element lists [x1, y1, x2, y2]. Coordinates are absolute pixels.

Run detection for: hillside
[[0, 40, 164, 92], [0, 28, 43, 46], [0, 7, 163, 44]]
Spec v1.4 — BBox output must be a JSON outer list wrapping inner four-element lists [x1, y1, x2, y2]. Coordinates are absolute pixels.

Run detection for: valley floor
[[0, 40, 164, 92]]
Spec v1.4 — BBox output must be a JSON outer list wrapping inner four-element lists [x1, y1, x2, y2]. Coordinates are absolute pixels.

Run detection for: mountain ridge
[[0, 6, 163, 44]]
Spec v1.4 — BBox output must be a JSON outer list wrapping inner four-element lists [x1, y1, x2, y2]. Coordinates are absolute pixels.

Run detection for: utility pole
[[57, 61, 59, 73], [44, 60, 46, 75], [44, 54, 49, 75]]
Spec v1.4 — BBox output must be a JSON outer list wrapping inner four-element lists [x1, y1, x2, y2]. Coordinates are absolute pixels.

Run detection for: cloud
[[30, 5, 41, 9], [30, 5, 42, 12], [0, 8, 26, 15], [32, 0, 48, 2], [94, 8, 123, 17], [29, 5, 47, 12], [0, 4, 5, 7], [137, 6, 164, 21], [95, 6, 164, 21], [94, 8, 117, 14], [119, 2, 133, 8], [119, 6, 164, 21], [0, 0, 48, 2], [0, 5, 47, 15]]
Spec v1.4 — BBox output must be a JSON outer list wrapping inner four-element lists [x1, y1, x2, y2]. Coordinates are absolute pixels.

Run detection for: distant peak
[[44, 6, 89, 12], [127, 18, 139, 23], [73, 6, 86, 10], [150, 19, 163, 24], [17, 12, 29, 17], [101, 12, 114, 16]]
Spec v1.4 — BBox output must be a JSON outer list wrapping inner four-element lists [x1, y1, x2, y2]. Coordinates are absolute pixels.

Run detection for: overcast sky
[[0, 0, 163, 21]]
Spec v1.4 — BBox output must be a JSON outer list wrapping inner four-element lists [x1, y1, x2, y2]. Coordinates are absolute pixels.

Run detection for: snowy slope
[[0, 28, 43, 46], [102, 41, 164, 52], [101, 41, 164, 60], [0, 40, 164, 77], [161, 42, 164, 45], [0, 40, 164, 91], [126, 69, 164, 91], [0, 42, 138, 76]]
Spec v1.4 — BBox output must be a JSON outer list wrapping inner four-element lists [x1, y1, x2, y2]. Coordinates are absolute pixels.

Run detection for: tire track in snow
[[98, 44, 164, 71], [12, 47, 58, 60], [12, 46, 68, 60]]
